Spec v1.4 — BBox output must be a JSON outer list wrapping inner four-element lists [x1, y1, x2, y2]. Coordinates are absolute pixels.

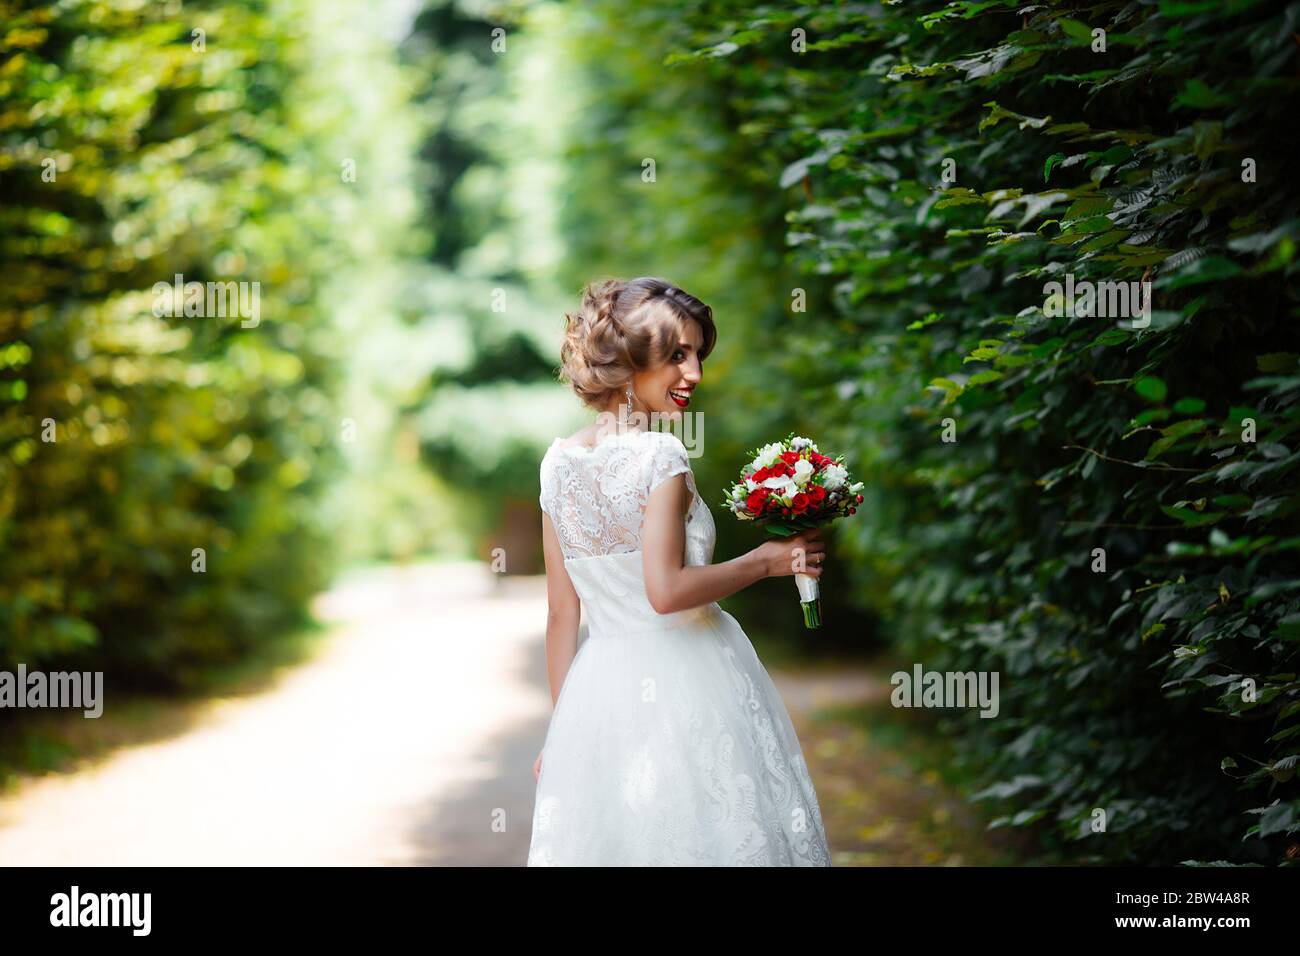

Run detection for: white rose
[[822, 463, 847, 491], [763, 474, 796, 495], [752, 442, 784, 470], [790, 436, 819, 453], [792, 458, 814, 486]]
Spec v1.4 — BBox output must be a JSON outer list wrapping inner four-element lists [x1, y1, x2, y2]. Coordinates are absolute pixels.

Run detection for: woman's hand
[[754, 529, 827, 579], [533, 749, 543, 783]]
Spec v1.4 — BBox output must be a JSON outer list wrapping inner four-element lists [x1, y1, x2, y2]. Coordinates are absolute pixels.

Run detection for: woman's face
[[632, 319, 704, 420]]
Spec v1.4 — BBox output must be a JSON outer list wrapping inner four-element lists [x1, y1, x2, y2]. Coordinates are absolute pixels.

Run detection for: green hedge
[[0, 0, 363, 688], [652, 0, 1299, 863]]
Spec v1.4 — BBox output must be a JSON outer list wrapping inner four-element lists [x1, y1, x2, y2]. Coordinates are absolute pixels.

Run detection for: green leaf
[[1256, 353, 1298, 373], [1057, 18, 1094, 42], [1134, 376, 1168, 402], [1044, 152, 1066, 182]]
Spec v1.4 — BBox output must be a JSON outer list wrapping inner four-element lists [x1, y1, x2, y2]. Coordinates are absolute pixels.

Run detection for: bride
[[528, 276, 832, 866]]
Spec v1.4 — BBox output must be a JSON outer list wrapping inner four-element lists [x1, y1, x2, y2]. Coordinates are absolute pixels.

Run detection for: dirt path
[[0, 562, 1011, 866], [771, 666, 1021, 866], [0, 562, 551, 865]]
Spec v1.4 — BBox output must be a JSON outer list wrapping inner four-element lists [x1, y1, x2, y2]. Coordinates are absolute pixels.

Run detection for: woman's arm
[[540, 511, 581, 706], [641, 473, 826, 615]]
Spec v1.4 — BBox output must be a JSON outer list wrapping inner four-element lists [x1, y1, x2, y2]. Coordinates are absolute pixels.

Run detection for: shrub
[[661, 0, 1300, 863]]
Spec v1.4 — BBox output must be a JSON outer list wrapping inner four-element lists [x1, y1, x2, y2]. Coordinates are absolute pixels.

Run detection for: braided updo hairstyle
[[558, 276, 718, 411]]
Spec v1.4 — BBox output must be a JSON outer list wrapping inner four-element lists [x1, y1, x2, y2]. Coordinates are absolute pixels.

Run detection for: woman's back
[[538, 427, 719, 636]]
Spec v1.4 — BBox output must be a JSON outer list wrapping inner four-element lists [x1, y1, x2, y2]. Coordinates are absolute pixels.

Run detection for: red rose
[[792, 492, 809, 513], [781, 450, 799, 465], [752, 467, 767, 482], [746, 488, 769, 513], [810, 485, 826, 503], [772, 462, 789, 477]]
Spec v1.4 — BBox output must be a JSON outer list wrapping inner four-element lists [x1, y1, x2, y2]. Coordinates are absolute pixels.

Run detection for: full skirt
[[527, 605, 832, 866]]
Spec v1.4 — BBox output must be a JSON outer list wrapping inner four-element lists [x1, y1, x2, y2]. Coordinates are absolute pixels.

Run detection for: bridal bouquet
[[721, 434, 863, 629]]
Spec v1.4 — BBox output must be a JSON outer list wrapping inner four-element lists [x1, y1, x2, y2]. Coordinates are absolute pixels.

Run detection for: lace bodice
[[538, 428, 718, 634], [540, 428, 714, 564]]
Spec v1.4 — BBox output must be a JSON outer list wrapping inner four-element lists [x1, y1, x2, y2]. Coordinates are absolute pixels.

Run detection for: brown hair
[[558, 276, 717, 411]]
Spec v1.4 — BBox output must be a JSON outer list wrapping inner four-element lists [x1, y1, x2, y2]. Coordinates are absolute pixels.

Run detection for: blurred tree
[[395, 0, 587, 572], [0, 0, 421, 687]]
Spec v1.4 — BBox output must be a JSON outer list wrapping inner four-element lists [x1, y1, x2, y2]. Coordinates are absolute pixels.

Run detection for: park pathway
[[0, 562, 1006, 866]]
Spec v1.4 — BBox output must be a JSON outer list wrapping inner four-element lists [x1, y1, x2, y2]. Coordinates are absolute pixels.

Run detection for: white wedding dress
[[527, 427, 832, 866]]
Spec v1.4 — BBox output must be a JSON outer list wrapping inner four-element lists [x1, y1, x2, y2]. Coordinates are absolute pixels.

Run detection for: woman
[[528, 276, 832, 866]]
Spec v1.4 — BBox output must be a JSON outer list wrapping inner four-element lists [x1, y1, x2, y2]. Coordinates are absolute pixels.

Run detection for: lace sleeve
[[645, 432, 696, 498]]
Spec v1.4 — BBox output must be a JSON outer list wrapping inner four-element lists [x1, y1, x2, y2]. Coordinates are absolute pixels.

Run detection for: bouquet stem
[[793, 571, 822, 630]]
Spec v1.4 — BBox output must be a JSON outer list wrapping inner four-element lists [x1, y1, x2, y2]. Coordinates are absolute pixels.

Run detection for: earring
[[623, 382, 635, 424]]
